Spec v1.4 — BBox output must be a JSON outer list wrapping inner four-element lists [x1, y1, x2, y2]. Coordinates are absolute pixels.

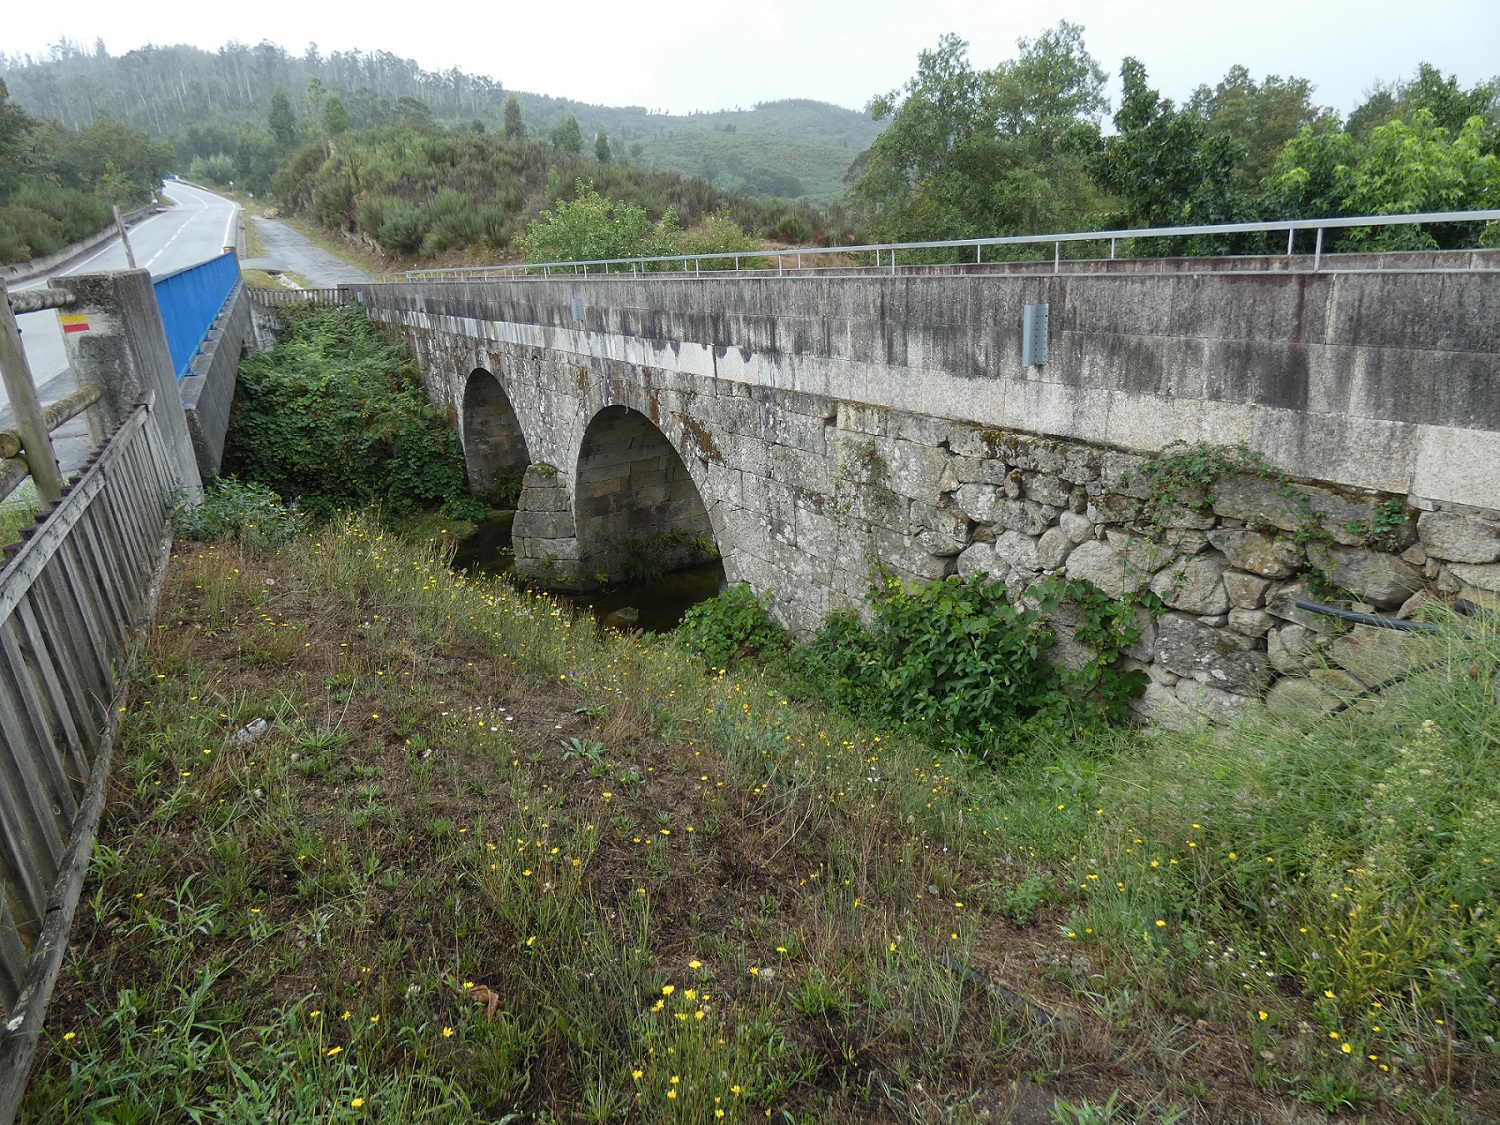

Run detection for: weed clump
[[169, 477, 308, 549], [785, 569, 1150, 757], [675, 583, 786, 667]]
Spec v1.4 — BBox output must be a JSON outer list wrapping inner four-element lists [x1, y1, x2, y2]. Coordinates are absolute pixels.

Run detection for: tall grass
[[22, 511, 1498, 1121]]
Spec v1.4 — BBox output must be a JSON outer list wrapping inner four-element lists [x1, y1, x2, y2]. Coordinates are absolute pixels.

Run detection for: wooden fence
[[246, 286, 353, 307], [0, 404, 175, 1118]]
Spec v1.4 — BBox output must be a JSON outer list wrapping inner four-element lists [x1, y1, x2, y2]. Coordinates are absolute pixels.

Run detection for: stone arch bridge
[[349, 252, 1500, 724]]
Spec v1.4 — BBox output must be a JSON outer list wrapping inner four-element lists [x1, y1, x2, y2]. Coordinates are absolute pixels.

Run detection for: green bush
[[222, 304, 481, 519], [675, 584, 787, 667], [789, 571, 1150, 756], [377, 201, 430, 256], [0, 205, 63, 260], [11, 183, 113, 240], [169, 478, 308, 550]]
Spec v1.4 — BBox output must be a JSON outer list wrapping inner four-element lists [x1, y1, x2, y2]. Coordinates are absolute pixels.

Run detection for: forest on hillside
[[3, 26, 1497, 268], [0, 40, 881, 205], [0, 78, 170, 262]]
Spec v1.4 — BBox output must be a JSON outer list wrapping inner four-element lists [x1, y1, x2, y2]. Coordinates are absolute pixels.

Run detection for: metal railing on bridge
[[153, 250, 241, 379], [401, 207, 1500, 283], [246, 286, 353, 307]]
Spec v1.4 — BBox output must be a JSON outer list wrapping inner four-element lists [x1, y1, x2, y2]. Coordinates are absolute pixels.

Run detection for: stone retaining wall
[[353, 263, 1499, 728]]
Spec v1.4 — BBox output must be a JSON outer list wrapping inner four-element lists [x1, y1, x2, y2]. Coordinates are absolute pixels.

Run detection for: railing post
[[1054, 241, 1060, 273], [0, 283, 66, 503], [1314, 227, 1324, 272], [50, 270, 202, 503], [1286, 228, 1295, 256]]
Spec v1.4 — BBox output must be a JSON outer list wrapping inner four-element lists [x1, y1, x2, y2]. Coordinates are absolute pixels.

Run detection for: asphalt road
[[2, 181, 240, 475], [246, 215, 371, 288]]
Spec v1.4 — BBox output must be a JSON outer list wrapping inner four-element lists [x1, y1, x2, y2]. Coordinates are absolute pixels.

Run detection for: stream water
[[450, 511, 726, 633]]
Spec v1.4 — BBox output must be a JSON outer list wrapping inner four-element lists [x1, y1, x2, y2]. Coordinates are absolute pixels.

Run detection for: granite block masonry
[[350, 258, 1499, 727]]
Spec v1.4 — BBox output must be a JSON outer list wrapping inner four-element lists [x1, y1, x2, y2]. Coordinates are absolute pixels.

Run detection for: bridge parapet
[[353, 258, 1500, 727]]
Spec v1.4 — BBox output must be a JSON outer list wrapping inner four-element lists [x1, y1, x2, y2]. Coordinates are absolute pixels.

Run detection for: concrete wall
[[180, 282, 251, 479], [355, 264, 1499, 511], [350, 260, 1500, 726]]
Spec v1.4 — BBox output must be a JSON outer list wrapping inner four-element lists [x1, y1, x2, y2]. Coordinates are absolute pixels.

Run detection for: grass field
[[20, 514, 1499, 1123]]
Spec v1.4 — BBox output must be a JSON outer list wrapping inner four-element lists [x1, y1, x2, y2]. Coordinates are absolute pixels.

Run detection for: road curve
[[2, 181, 241, 474]]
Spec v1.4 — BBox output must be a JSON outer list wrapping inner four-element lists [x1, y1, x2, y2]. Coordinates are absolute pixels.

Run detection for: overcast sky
[[6, 0, 1498, 118]]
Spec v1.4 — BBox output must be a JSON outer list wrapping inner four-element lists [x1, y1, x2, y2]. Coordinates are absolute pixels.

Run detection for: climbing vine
[[1114, 440, 1330, 545]]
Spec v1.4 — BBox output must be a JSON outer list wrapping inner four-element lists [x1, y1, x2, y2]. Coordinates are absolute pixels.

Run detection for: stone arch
[[461, 368, 530, 506], [572, 405, 717, 583]]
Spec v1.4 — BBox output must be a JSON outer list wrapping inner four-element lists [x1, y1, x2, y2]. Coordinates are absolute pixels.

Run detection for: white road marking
[[221, 201, 242, 253]]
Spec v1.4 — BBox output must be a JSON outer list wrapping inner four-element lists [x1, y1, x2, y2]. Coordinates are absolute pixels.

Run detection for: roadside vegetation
[[0, 79, 171, 263], [221, 305, 479, 520], [0, 479, 40, 549], [22, 488, 1497, 1121]]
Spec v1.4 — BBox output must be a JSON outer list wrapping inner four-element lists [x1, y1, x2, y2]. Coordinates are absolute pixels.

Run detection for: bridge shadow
[[462, 368, 530, 506], [574, 406, 717, 583]]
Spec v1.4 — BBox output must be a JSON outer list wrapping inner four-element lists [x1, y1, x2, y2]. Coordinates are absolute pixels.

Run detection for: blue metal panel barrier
[[153, 251, 241, 380]]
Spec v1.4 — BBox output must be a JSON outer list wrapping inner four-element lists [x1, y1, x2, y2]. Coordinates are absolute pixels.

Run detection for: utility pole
[[112, 205, 138, 269]]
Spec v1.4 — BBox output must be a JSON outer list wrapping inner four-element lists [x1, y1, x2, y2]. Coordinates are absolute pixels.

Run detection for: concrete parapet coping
[[355, 266, 1500, 512]]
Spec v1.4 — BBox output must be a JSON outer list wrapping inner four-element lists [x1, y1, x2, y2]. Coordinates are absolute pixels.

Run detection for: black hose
[[1293, 598, 1441, 633], [1290, 598, 1493, 713]]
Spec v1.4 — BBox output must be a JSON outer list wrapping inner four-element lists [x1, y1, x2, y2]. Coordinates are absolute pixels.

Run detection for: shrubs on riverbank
[[222, 304, 480, 519]]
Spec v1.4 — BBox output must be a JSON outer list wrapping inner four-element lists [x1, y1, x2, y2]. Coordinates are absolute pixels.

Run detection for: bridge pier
[[511, 463, 585, 586]]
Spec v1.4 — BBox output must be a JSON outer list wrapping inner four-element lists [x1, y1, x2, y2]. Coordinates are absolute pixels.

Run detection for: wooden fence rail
[[246, 286, 352, 307], [0, 404, 176, 1120]]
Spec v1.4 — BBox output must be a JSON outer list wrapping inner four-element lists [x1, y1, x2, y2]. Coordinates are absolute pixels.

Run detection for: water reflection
[[451, 511, 724, 633]]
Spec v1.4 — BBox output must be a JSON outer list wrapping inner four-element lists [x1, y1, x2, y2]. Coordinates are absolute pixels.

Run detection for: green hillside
[[0, 41, 880, 204], [507, 96, 882, 204]]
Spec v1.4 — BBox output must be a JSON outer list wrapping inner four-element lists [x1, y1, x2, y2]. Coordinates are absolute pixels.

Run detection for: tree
[[1078, 58, 1246, 232], [1400, 64, 1497, 134], [503, 93, 525, 139], [518, 180, 677, 263], [550, 113, 582, 154], [1188, 66, 1332, 185], [1263, 111, 1500, 246], [1348, 65, 1498, 142], [0, 80, 34, 199], [1346, 86, 1399, 140], [395, 96, 433, 126], [268, 85, 296, 148], [58, 119, 173, 201], [846, 25, 1108, 243], [595, 127, 612, 163], [323, 92, 349, 135]]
